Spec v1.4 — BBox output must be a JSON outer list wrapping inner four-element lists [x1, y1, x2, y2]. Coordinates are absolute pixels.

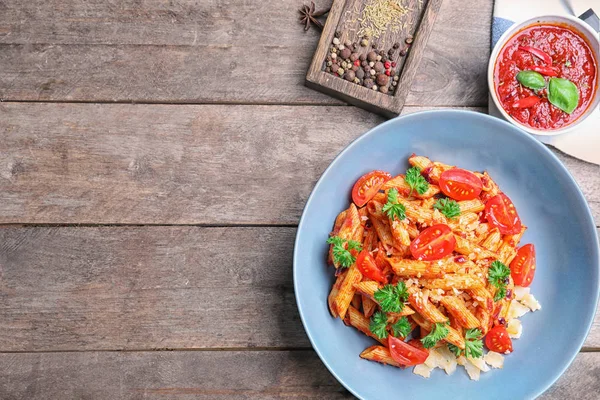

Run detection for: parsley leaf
[[421, 322, 449, 349], [433, 198, 461, 219], [374, 282, 409, 313], [446, 328, 483, 358], [488, 260, 511, 301], [448, 343, 462, 357], [464, 328, 484, 359], [369, 311, 389, 339], [405, 167, 429, 196], [326, 236, 362, 268], [382, 188, 406, 221], [391, 316, 412, 338]]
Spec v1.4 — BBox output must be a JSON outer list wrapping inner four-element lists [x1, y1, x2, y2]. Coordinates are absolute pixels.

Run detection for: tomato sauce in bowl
[[494, 24, 597, 130]]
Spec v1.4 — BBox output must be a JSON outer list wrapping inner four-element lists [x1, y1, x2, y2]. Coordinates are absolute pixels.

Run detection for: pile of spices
[[324, 33, 413, 95], [358, 0, 409, 39]]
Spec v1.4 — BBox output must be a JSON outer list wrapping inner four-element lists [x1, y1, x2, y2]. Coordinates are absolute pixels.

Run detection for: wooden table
[[0, 0, 598, 398]]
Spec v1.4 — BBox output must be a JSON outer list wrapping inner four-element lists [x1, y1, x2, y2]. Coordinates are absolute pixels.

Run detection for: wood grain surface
[[0, 351, 598, 399], [1, 0, 599, 398], [0, 226, 598, 352], [0, 0, 492, 106], [1, 103, 598, 225]]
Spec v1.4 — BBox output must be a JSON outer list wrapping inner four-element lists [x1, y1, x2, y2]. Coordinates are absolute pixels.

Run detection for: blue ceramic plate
[[293, 110, 599, 399]]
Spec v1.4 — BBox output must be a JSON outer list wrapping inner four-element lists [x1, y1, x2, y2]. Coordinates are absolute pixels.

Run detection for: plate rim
[[293, 109, 600, 400]]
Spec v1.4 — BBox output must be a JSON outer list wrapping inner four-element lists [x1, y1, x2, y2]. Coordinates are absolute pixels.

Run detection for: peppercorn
[[361, 60, 368, 67], [384, 61, 391, 69], [334, 31, 341, 38], [331, 63, 338, 71], [344, 70, 356, 81], [380, 86, 388, 94], [337, 67, 344, 75], [393, 42, 400, 49], [391, 62, 397, 67], [378, 50, 385, 56], [352, 42, 358, 50], [385, 70, 391, 76], [392, 80, 397, 86], [350, 53, 359, 62], [341, 61, 347, 69], [327, 60, 332, 67], [370, 69, 376, 76], [371, 41, 378, 49], [338, 44, 345, 50], [344, 41, 352, 48], [374, 61, 384, 73], [369, 61, 375, 67], [325, 67, 331, 73], [356, 68, 365, 79], [352, 65, 359, 72], [394, 75, 399, 81], [376, 73, 389, 86], [390, 69, 396, 76], [340, 48, 351, 59], [331, 53, 337, 60], [372, 85, 378, 91], [333, 37, 340, 45], [376, 55, 382, 61], [353, 77, 360, 84], [388, 48, 395, 56], [360, 38, 369, 47], [359, 54, 367, 61], [400, 48, 407, 56], [363, 78, 374, 89], [367, 51, 377, 62], [405, 35, 414, 44], [364, 65, 371, 72]]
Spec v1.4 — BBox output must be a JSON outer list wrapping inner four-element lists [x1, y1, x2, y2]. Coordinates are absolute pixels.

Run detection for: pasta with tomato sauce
[[326, 155, 541, 380]]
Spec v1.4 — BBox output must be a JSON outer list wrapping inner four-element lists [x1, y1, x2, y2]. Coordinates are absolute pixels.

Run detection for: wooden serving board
[[306, 0, 443, 117]]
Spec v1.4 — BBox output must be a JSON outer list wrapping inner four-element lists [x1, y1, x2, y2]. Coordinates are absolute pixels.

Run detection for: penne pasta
[[351, 293, 362, 310], [498, 242, 518, 265], [503, 225, 527, 247], [407, 287, 449, 323], [420, 274, 485, 291], [347, 305, 387, 345], [454, 234, 500, 260], [389, 218, 411, 248], [387, 257, 444, 278], [440, 296, 480, 329], [328, 271, 347, 318], [353, 280, 381, 300], [334, 265, 363, 320], [480, 228, 502, 252], [362, 295, 377, 318], [458, 199, 485, 214], [360, 346, 403, 368]]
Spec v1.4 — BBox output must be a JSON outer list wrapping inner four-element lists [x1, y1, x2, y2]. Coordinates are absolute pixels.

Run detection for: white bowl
[[488, 14, 600, 136]]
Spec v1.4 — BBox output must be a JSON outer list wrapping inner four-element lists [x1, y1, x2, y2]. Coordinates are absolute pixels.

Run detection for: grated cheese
[[513, 286, 530, 301], [484, 351, 504, 368], [413, 363, 433, 378], [520, 293, 541, 311], [506, 319, 522, 339]]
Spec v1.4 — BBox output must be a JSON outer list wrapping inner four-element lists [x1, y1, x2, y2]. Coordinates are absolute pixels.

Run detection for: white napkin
[[490, 0, 600, 165]]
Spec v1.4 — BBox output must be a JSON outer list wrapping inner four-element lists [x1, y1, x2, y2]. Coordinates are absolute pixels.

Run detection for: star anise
[[298, 1, 330, 31]]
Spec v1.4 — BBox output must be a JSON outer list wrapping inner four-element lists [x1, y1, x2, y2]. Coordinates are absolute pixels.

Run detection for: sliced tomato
[[355, 250, 388, 284], [485, 194, 522, 235], [410, 224, 456, 261], [388, 336, 429, 366], [485, 326, 513, 354], [351, 170, 392, 207], [439, 168, 483, 200], [510, 244, 536, 287]]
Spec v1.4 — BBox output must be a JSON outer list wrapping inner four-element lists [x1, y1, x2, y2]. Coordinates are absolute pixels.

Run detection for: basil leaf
[[517, 70, 546, 90], [548, 77, 579, 114]]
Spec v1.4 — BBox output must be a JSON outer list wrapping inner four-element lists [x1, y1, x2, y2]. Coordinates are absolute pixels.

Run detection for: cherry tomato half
[[355, 250, 388, 284], [410, 224, 456, 261], [485, 326, 513, 354], [351, 170, 392, 207], [485, 194, 522, 235], [510, 244, 536, 287], [439, 168, 483, 201], [388, 336, 429, 366]]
